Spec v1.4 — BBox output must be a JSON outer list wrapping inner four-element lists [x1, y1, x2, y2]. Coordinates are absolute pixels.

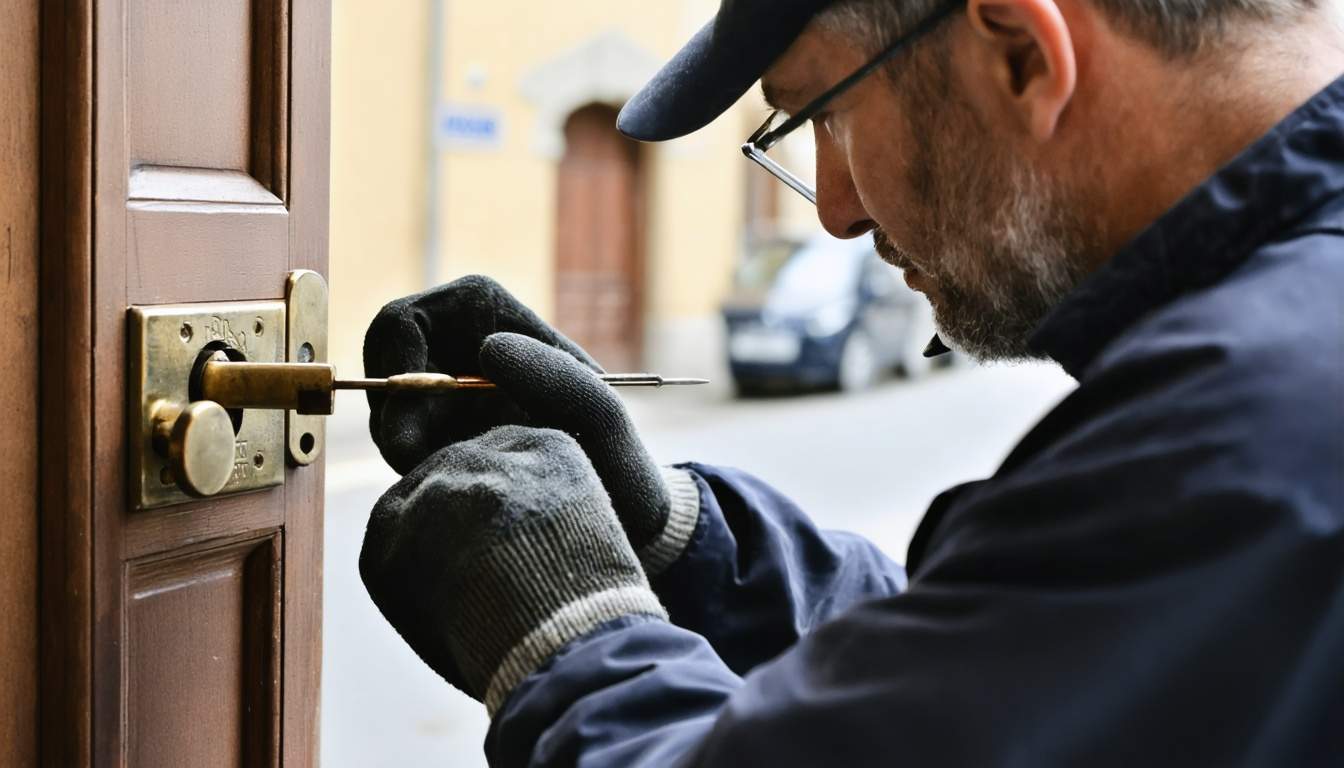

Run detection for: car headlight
[[805, 301, 854, 337]]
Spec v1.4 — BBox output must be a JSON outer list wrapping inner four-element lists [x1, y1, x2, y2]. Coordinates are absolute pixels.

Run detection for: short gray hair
[[816, 0, 1318, 58]]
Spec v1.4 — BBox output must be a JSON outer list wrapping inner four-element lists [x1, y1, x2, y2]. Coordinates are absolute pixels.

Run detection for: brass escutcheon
[[128, 301, 287, 510]]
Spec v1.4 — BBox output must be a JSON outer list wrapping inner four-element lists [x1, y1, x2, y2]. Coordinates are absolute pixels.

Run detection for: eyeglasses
[[741, 1, 961, 205]]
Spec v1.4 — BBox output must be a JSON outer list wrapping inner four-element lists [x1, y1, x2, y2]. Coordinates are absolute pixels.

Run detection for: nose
[[814, 123, 875, 239]]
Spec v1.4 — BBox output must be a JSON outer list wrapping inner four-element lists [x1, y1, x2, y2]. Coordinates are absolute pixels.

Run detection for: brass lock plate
[[285, 270, 328, 466], [128, 302, 286, 510]]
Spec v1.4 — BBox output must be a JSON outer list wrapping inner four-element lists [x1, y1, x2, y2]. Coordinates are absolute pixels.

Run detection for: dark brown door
[[1, 1, 40, 765], [40, 1, 329, 764], [554, 103, 645, 372]]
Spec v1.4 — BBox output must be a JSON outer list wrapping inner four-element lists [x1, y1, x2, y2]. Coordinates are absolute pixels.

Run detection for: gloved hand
[[363, 275, 603, 476], [477, 332, 701, 574], [364, 276, 701, 574], [358, 424, 667, 715]]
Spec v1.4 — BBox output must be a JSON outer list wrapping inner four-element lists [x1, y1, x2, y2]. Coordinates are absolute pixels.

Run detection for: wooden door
[[1, 1, 40, 766], [554, 103, 645, 372], [40, 1, 329, 765]]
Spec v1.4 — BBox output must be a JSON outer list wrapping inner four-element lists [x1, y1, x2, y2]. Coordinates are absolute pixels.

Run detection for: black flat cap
[[617, 0, 837, 142]]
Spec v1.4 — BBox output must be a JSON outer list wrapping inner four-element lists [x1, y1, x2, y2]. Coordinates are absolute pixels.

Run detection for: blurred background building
[[330, 0, 817, 382]]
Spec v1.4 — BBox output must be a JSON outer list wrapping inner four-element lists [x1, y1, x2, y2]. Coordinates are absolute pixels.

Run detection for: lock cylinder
[[196, 351, 338, 416]]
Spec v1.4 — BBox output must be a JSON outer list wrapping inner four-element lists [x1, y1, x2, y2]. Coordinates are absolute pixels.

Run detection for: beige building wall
[[330, 1, 431, 376], [434, 0, 749, 376], [330, 0, 811, 378]]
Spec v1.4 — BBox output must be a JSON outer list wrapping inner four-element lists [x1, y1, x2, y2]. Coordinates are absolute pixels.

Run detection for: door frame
[[1, 1, 40, 765], [39, 0, 94, 761]]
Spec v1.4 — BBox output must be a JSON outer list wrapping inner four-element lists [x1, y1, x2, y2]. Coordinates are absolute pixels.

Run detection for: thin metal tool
[[332, 372, 711, 393], [196, 355, 710, 416]]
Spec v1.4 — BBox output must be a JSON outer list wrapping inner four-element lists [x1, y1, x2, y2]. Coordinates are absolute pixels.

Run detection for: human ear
[[964, 0, 1076, 141]]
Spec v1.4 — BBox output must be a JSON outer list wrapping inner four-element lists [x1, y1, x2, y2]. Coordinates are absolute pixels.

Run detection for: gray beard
[[875, 88, 1101, 362]]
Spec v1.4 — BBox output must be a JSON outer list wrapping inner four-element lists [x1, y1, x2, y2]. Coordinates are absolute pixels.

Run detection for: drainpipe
[[424, 0, 445, 288]]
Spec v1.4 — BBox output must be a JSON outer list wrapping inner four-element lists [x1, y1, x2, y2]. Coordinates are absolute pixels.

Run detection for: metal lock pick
[[195, 351, 708, 416]]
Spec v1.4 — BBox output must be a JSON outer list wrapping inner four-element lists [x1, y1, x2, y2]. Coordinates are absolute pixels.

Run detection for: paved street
[[319, 360, 1076, 766]]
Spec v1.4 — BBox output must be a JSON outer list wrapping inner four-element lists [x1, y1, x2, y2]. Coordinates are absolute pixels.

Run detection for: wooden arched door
[[554, 103, 644, 371]]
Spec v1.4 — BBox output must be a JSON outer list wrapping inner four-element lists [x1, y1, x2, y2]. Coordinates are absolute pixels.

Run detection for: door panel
[[125, 0, 288, 196], [126, 532, 280, 768], [39, 0, 329, 763], [127, 0, 253, 170]]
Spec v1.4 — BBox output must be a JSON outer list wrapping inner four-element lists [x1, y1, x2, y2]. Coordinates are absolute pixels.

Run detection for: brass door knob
[[151, 399, 236, 497]]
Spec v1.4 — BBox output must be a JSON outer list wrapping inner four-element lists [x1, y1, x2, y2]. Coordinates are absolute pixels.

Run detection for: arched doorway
[[554, 103, 644, 371]]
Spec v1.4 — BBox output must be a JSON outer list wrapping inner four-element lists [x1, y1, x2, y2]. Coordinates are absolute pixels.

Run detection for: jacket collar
[[1029, 75, 1344, 378]]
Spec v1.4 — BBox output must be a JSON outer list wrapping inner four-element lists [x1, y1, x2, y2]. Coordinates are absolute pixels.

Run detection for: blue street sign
[[436, 104, 503, 150]]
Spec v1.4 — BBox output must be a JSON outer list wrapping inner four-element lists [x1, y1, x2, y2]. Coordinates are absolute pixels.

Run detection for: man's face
[[761, 23, 1106, 361]]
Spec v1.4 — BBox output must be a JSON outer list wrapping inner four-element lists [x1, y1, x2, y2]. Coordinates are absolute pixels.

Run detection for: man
[[358, 0, 1344, 764]]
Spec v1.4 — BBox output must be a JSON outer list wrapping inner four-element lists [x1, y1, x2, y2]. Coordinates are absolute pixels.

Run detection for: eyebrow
[[760, 81, 808, 113]]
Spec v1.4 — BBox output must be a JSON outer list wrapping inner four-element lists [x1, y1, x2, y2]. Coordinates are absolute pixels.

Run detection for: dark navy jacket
[[487, 77, 1344, 766]]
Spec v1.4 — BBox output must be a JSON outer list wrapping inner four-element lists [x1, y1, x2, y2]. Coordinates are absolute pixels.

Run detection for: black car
[[721, 233, 940, 394]]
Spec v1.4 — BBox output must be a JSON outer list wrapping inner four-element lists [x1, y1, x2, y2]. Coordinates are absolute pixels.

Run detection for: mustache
[[872, 228, 918, 272]]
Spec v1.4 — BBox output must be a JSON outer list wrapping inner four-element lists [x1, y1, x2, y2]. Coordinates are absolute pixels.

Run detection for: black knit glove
[[364, 276, 701, 575], [359, 425, 666, 714], [363, 275, 602, 476], [479, 332, 701, 574]]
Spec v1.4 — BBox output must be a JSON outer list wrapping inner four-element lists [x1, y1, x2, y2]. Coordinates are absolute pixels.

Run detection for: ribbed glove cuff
[[636, 467, 701, 576], [482, 585, 665, 715]]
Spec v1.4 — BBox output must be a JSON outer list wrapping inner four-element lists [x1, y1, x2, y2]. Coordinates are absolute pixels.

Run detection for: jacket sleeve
[[652, 462, 907, 674], [485, 470, 1338, 768], [484, 319, 1344, 767]]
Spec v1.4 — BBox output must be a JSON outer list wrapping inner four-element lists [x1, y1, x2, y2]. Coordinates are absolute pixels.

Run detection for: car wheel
[[733, 379, 767, 398], [838, 328, 880, 392]]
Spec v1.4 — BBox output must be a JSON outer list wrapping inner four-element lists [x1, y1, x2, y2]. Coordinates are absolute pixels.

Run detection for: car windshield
[[732, 240, 800, 299], [765, 236, 870, 314]]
